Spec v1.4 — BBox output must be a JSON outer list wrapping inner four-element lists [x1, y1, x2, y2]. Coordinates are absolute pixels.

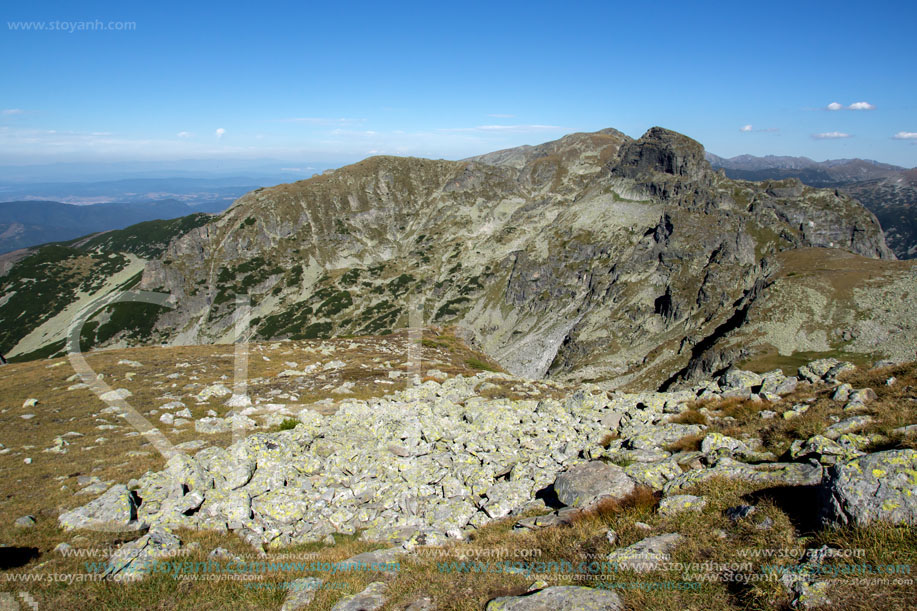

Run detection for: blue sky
[[1, 0, 915, 168]]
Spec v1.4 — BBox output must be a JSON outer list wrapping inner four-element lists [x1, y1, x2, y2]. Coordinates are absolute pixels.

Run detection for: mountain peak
[[614, 126, 709, 179]]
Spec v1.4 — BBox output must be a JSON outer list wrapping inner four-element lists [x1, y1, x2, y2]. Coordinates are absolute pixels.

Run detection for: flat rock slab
[[486, 586, 622, 610]]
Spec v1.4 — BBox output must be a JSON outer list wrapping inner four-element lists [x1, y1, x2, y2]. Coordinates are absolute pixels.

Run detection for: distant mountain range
[[0, 199, 230, 254], [0, 176, 265, 205], [707, 153, 917, 258]]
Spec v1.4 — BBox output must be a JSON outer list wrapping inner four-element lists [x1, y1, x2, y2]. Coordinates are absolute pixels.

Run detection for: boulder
[[59, 484, 144, 532], [553, 462, 636, 508], [819, 450, 917, 526]]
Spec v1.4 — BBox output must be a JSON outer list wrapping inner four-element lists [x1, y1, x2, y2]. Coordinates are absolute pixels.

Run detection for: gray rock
[[606, 533, 683, 572], [719, 369, 763, 390], [623, 460, 681, 491], [798, 359, 840, 383], [657, 495, 706, 516], [281, 577, 325, 611], [331, 581, 387, 610], [342, 546, 404, 567], [14, 515, 35, 528], [403, 596, 435, 611], [789, 435, 863, 465], [725, 505, 756, 521], [848, 388, 877, 405], [553, 461, 636, 508], [819, 449, 917, 526], [663, 458, 823, 494], [104, 527, 182, 579], [832, 384, 853, 402], [486, 586, 622, 610], [823, 416, 872, 440], [195, 417, 232, 434], [701, 432, 749, 456], [59, 484, 144, 531]]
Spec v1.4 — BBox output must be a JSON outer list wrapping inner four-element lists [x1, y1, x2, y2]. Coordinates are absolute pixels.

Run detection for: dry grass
[[669, 409, 708, 425], [665, 433, 705, 453]]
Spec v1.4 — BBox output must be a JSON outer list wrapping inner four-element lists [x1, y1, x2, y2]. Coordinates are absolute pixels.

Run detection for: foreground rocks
[[54, 358, 917, 598]]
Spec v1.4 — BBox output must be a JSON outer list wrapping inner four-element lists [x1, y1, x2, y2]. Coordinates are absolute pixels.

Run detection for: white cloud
[[893, 131, 917, 140], [740, 124, 753, 132], [812, 131, 851, 139], [825, 101, 875, 111], [215, 127, 225, 139], [177, 131, 191, 138], [1, 108, 23, 116]]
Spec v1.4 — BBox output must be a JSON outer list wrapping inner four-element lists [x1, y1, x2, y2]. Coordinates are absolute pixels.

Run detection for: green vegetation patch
[[79, 301, 171, 350], [434, 296, 470, 321], [79, 213, 212, 258]]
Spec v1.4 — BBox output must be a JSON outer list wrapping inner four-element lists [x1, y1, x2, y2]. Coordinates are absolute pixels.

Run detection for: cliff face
[[137, 127, 902, 389]]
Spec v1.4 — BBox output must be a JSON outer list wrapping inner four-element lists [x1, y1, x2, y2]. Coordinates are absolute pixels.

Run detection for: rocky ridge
[[126, 127, 908, 390]]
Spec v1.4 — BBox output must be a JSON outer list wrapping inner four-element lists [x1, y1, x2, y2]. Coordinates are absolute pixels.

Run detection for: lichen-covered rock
[[486, 585, 622, 610], [624, 460, 682, 491], [819, 449, 917, 526], [606, 533, 683, 572], [331, 581, 387, 610], [281, 577, 325, 611], [663, 458, 822, 494], [622, 424, 705, 450], [103, 527, 182, 579], [823, 416, 873, 440], [658, 494, 706, 516], [719, 369, 763, 390], [701, 432, 750, 456], [789, 435, 863, 465], [59, 484, 144, 532], [798, 359, 841, 383], [553, 462, 636, 508]]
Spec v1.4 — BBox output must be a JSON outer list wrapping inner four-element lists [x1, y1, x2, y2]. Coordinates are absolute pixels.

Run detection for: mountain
[[0, 199, 229, 254], [705, 153, 904, 185], [3, 127, 915, 391], [707, 153, 917, 258]]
